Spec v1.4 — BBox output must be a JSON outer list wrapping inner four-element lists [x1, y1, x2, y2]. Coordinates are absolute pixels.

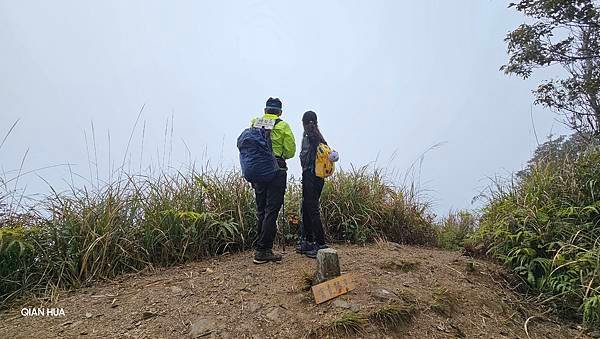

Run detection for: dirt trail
[[0, 243, 589, 338]]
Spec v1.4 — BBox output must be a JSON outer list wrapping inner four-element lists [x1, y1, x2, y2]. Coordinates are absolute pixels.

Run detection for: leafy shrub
[[0, 224, 37, 300], [472, 137, 600, 328], [436, 210, 477, 250]]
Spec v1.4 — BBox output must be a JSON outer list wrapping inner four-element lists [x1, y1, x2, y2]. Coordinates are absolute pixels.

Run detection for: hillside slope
[[0, 243, 590, 338]]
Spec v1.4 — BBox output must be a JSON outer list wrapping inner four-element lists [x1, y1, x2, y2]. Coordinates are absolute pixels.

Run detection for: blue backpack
[[237, 118, 281, 183]]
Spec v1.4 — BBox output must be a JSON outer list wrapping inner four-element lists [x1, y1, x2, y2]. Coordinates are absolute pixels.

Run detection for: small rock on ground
[[332, 298, 360, 312], [372, 288, 399, 302], [332, 299, 351, 309], [246, 301, 261, 313]]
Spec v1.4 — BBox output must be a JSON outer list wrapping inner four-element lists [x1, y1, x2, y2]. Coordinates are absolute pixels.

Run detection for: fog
[[0, 1, 569, 216]]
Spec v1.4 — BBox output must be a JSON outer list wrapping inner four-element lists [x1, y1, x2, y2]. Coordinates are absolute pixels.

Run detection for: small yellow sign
[[311, 273, 355, 304]]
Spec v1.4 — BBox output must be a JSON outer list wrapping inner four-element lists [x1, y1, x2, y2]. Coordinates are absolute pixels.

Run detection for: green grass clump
[[369, 303, 416, 329], [583, 295, 600, 328], [301, 271, 314, 292], [306, 312, 367, 338], [471, 140, 600, 329], [329, 312, 367, 335]]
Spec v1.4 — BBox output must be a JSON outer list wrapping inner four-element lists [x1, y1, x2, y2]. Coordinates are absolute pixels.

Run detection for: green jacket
[[251, 113, 296, 160]]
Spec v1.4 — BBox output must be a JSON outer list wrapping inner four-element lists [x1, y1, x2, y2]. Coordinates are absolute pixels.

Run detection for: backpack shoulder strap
[[266, 119, 282, 136]]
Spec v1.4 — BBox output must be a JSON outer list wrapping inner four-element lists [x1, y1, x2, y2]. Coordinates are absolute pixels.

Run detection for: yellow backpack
[[315, 143, 335, 178]]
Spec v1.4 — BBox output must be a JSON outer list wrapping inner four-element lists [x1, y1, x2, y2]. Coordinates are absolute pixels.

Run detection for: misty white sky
[[0, 1, 569, 216]]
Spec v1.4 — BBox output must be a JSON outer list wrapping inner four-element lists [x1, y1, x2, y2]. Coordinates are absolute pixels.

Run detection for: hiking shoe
[[304, 243, 318, 259], [316, 243, 329, 250], [253, 250, 283, 264], [305, 243, 330, 258], [296, 241, 313, 254]]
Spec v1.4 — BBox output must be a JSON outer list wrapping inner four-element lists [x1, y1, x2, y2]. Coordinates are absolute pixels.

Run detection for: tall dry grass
[[0, 164, 436, 307]]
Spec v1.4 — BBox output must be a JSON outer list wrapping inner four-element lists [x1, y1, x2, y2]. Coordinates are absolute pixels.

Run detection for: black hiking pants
[[301, 171, 325, 245], [254, 170, 287, 252]]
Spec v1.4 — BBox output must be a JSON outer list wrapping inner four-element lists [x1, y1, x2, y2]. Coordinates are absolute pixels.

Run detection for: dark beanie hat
[[302, 111, 318, 123], [266, 97, 282, 110]]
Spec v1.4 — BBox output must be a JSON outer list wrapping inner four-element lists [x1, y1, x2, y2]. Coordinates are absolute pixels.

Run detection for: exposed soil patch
[[0, 243, 590, 338]]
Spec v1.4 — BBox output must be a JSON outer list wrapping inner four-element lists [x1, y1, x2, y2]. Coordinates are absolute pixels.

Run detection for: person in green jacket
[[250, 97, 296, 264]]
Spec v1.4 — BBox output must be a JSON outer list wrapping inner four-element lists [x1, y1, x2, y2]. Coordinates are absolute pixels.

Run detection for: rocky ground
[[0, 242, 593, 338]]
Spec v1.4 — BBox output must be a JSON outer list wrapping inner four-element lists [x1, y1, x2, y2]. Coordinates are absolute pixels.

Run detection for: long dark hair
[[302, 111, 326, 144]]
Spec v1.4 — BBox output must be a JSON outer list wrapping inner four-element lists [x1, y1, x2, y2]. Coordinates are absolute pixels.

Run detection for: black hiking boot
[[305, 243, 330, 259], [296, 241, 313, 254], [304, 243, 318, 259], [253, 250, 283, 264], [316, 243, 329, 250]]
